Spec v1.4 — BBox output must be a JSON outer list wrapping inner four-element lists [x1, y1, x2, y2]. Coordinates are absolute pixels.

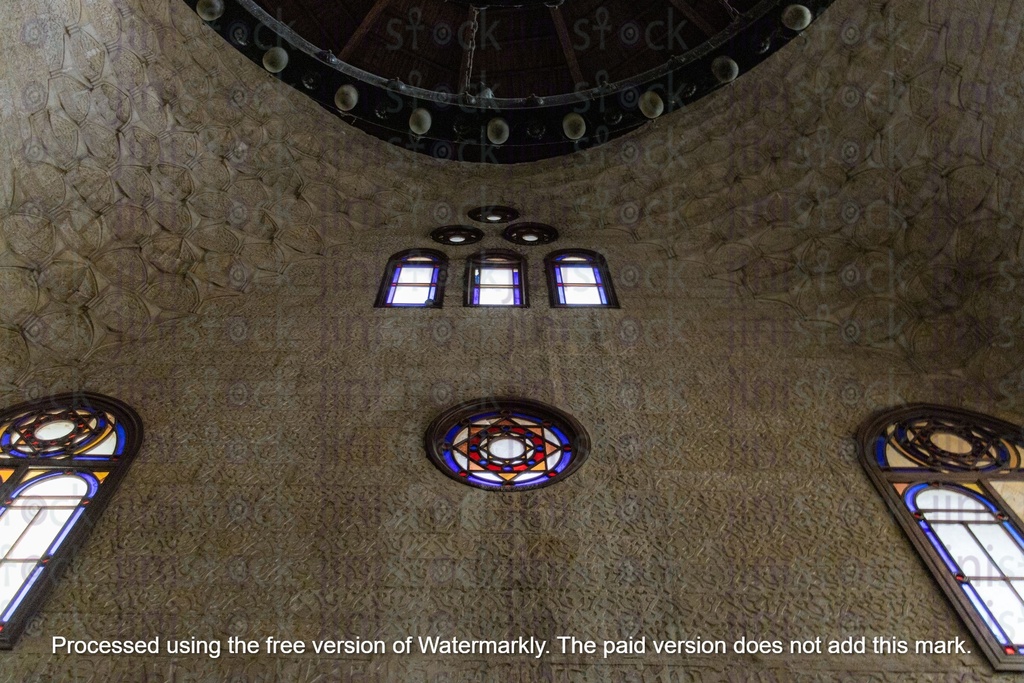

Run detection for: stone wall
[[0, 0, 1022, 679]]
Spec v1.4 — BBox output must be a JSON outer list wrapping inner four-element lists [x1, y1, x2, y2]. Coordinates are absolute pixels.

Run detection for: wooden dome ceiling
[[189, 0, 832, 162], [250, 0, 749, 99]]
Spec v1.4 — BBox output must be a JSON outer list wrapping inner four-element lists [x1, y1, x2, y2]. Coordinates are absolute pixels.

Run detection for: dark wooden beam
[[549, 7, 584, 87], [338, 0, 393, 62], [459, 6, 480, 94], [717, 0, 740, 19], [665, 0, 718, 37]]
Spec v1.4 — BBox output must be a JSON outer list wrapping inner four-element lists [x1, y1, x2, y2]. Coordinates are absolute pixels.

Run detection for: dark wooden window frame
[[374, 248, 449, 308], [0, 392, 142, 648], [858, 403, 1024, 672], [544, 249, 619, 309]]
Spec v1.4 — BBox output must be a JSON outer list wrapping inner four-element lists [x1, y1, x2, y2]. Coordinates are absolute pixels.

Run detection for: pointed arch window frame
[[0, 392, 142, 648], [375, 249, 449, 308], [544, 249, 619, 308], [859, 403, 1024, 672], [464, 249, 528, 308]]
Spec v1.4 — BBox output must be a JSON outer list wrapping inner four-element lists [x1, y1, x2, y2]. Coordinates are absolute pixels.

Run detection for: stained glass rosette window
[[426, 399, 589, 491], [860, 405, 1024, 671], [0, 393, 141, 648]]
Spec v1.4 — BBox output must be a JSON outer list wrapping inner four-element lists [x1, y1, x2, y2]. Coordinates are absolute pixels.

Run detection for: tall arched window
[[465, 250, 527, 307], [545, 250, 618, 308], [375, 249, 448, 308], [0, 393, 141, 647], [859, 405, 1024, 671]]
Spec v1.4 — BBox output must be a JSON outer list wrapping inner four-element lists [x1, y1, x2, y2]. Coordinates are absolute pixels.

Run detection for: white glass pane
[[0, 562, 36, 616], [546, 452, 563, 469], [476, 473, 503, 483], [480, 268, 514, 286], [973, 580, 1024, 642], [993, 481, 1024, 523], [1, 475, 89, 561], [396, 266, 435, 284], [560, 266, 598, 285], [563, 287, 604, 305], [514, 472, 545, 483], [35, 421, 75, 441], [932, 523, 1002, 578], [20, 477, 89, 498], [971, 523, 1024, 577], [83, 429, 117, 455], [916, 488, 987, 511], [454, 453, 469, 470], [391, 286, 433, 305], [489, 438, 526, 460], [478, 288, 515, 306], [8, 507, 75, 559], [0, 509, 38, 558]]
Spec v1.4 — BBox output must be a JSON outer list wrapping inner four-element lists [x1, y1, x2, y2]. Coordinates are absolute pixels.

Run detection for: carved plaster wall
[[0, 0, 1022, 678]]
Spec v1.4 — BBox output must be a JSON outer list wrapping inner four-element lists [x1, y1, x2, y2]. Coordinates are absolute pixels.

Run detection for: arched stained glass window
[[465, 250, 527, 307], [425, 398, 589, 491], [0, 393, 141, 647], [859, 405, 1024, 671], [545, 250, 618, 308], [375, 249, 448, 308]]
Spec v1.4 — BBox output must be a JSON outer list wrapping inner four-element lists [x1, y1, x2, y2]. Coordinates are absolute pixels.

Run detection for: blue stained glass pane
[[554, 267, 564, 285], [920, 521, 961, 574], [592, 267, 603, 285], [48, 507, 86, 555], [513, 271, 520, 286], [2, 566, 44, 622], [963, 583, 1011, 646], [550, 425, 569, 444], [557, 286, 567, 305], [599, 287, 608, 305], [113, 423, 126, 455]]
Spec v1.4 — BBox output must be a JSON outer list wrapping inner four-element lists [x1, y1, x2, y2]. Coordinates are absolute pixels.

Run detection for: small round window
[[425, 398, 590, 491], [430, 225, 484, 246], [468, 206, 520, 224], [502, 222, 559, 245]]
